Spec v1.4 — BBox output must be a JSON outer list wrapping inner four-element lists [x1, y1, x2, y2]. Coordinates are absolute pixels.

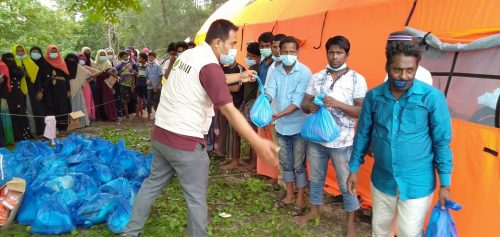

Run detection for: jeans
[[276, 133, 307, 188], [307, 142, 360, 211]]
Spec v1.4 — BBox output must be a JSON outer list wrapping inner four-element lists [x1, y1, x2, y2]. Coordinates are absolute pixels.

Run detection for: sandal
[[272, 182, 281, 191], [292, 206, 306, 216], [274, 200, 291, 209]]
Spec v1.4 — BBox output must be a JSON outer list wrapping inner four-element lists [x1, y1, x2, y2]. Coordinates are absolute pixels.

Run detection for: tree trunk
[[107, 24, 113, 49]]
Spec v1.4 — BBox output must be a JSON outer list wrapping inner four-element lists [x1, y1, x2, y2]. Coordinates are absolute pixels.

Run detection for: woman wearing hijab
[[77, 53, 97, 123], [82, 47, 92, 67], [65, 53, 91, 128], [93, 49, 113, 72], [44, 45, 71, 131], [94, 68, 118, 122], [12, 44, 43, 137], [30, 46, 53, 116], [0, 61, 14, 146], [1, 53, 32, 141], [105, 48, 118, 67]]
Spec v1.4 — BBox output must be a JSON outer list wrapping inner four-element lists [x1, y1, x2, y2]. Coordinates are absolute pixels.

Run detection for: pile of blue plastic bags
[[0, 133, 152, 235]]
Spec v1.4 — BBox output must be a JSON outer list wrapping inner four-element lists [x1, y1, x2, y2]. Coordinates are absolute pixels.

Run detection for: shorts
[[120, 85, 132, 104], [135, 85, 147, 99]]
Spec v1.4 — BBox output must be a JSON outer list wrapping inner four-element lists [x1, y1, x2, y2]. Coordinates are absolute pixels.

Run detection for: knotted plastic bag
[[301, 94, 340, 143], [426, 200, 462, 237], [250, 75, 273, 127], [30, 194, 76, 235]]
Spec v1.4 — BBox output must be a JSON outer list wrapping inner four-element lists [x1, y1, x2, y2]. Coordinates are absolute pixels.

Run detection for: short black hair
[[167, 42, 176, 52], [118, 50, 129, 59], [272, 34, 287, 42], [139, 52, 148, 60], [385, 42, 421, 70], [258, 32, 274, 43], [175, 41, 188, 51], [205, 19, 239, 44], [325, 36, 350, 54], [147, 51, 156, 58], [247, 42, 261, 56], [188, 41, 196, 47], [279, 36, 299, 50]]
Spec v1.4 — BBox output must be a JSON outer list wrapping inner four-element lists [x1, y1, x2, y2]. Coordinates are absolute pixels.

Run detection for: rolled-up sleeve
[[349, 91, 375, 173], [428, 90, 453, 186]]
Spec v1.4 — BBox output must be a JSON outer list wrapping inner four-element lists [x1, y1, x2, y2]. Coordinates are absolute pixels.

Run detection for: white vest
[[155, 42, 219, 138]]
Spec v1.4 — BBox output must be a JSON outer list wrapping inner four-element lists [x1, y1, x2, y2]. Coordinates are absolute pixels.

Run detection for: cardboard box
[[0, 178, 26, 228]]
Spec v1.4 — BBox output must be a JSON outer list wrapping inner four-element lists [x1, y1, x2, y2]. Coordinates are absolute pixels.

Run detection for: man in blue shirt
[[266, 36, 311, 215], [145, 51, 163, 120], [258, 32, 274, 85], [347, 42, 453, 236]]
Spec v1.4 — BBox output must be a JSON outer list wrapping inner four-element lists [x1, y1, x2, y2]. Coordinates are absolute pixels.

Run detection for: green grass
[[0, 122, 371, 237]]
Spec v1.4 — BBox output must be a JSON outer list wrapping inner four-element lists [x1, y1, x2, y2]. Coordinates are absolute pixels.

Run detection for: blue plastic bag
[[99, 178, 135, 203], [426, 200, 462, 237], [250, 75, 273, 127], [301, 94, 340, 142], [107, 197, 132, 233], [30, 194, 76, 235], [76, 193, 116, 227], [70, 173, 98, 198]]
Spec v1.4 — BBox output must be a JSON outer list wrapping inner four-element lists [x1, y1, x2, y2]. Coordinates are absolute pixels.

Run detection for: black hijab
[[1, 53, 24, 79], [64, 53, 78, 79]]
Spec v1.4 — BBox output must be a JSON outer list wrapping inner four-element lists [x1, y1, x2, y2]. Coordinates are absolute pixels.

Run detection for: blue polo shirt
[[265, 61, 311, 136], [349, 80, 453, 200]]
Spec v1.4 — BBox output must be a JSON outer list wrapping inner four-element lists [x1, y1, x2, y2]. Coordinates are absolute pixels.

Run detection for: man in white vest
[[123, 19, 278, 237]]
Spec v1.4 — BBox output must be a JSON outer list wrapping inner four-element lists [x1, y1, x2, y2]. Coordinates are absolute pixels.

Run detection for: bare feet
[[295, 209, 320, 225], [220, 159, 240, 170]]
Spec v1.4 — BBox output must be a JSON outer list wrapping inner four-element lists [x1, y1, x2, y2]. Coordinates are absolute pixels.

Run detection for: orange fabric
[[409, 0, 500, 43], [256, 126, 279, 179]]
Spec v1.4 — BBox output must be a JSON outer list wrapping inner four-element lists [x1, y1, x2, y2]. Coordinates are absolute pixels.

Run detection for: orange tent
[[196, 1, 500, 236]]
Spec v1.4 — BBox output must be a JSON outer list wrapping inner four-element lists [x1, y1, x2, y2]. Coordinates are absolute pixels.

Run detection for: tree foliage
[[1, 0, 221, 58]]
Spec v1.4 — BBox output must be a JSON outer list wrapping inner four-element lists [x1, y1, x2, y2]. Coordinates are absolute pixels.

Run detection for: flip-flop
[[274, 200, 291, 209], [272, 182, 281, 191], [292, 206, 306, 216]]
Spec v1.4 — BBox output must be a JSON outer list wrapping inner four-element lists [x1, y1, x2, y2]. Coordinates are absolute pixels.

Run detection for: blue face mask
[[31, 52, 42, 60], [390, 78, 409, 89], [98, 56, 107, 62], [272, 55, 281, 62], [219, 47, 237, 65], [15, 54, 26, 60], [245, 58, 256, 67], [260, 48, 272, 58], [78, 60, 85, 65], [281, 55, 297, 66], [49, 53, 58, 59]]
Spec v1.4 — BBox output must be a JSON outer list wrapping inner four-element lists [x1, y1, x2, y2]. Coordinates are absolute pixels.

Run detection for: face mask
[[272, 55, 281, 62], [121, 60, 129, 64], [31, 52, 42, 60], [78, 60, 85, 65], [218, 47, 237, 65], [49, 53, 58, 59], [327, 63, 347, 72], [260, 48, 272, 58], [107, 55, 114, 61], [281, 55, 297, 66], [390, 78, 409, 89], [245, 58, 257, 67], [98, 56, 107, 62], [16, 54, 26, 60]]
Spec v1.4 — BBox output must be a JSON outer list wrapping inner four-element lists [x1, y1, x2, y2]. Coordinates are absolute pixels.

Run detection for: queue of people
[[122, 19, 452, 237]]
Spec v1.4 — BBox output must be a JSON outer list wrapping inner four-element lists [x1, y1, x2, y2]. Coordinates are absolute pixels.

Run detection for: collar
[[380, 79, 426, 100], [277, 61, 301, 75]]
